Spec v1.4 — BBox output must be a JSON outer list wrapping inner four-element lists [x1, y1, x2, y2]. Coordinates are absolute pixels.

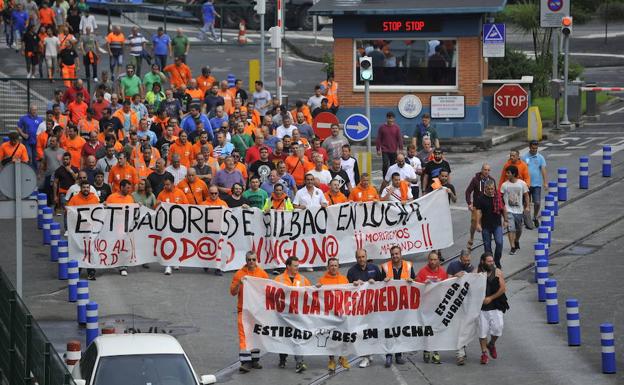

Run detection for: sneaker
[[359, 357, 371, 368], [295, 362, 307, 373], [515, 242, 520, 250], [338, 356, 350, 369], [64, 230, 68, 237], [87, 272, 96, 280], [533, 218, 540, 228], [306, 267, 314, 272], [423, 351, 431, 363], [487, 342, 498, 359], [120, 269, 128, 277], [510, 248, 517, 255], [214, 269, 223, 276], [384, 355, 392, 368], [164, 266, 172, 275], [278, 359, 286, 368], [480, 352, 489, 365], [395, 356, 405, 365], [239, 362, 251, 373], [431, 352, 441, 364], [271, 269, 280, 275], [456, 356, 465, 366], [328, 359, 336, 373]]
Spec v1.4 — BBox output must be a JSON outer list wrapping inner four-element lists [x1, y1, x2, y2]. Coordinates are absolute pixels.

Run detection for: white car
[[72, 334, 216, 385]]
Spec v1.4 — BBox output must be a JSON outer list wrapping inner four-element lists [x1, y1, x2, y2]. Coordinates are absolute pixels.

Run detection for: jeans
[[25, 143, 37, 171], [200, 22, 217, 40], [4, 24, 13, 47], [155, 55, 167, 70], [128, 54, 143, 76], [381, 152, 397, 179], [482, 226, 503, 268], [83, 55, 98, 80]]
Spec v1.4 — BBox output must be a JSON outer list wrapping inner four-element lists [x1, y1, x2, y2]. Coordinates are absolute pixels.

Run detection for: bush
[[597, 2, 624, 21]]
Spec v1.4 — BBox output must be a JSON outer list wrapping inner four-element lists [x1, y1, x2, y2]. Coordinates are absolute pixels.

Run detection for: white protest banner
[[242, 274, 486, 355], [67, 189, 453, 271]]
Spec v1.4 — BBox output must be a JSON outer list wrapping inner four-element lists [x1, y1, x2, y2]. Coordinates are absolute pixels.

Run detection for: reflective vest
[[275, 272, 309, 287], [381, 260, 413, 280]]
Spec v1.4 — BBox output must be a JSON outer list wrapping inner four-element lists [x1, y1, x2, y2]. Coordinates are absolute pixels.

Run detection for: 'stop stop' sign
[[494, 84, 529, 118]]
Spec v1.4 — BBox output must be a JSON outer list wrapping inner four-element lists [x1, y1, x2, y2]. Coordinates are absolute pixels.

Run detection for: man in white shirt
[[307, 85, 324, 112], [406, 144, 423, 198], [307, 153, 332, 186], [79, 10, 98, 35], [380, 172, 413, 203], [379, 153, 418, 194], [165, 154, 188, 185], [95, 144, 118, 182], [340, 144, 360, 188], [275, 115, 296, 139], [293, 172, 328, 209]]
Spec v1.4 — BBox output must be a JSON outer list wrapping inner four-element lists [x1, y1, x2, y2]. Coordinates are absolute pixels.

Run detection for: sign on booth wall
[[430, 96, 465, 119], [482, 23, 505, 58], [67, 189, 453, 271]]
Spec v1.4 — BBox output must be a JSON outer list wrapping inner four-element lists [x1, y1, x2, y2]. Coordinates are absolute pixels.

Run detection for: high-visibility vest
[[320, 80, 339, 108], [381, 260, 412, 280]]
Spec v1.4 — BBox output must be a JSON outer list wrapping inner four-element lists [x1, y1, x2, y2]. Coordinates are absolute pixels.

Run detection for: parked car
[[72, 334, 216, 385]]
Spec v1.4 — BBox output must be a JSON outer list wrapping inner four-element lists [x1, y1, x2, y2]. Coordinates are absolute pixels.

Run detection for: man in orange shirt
[[67, 181, 100, 206], [39, 2, 55, 28], [325, 179, 349, 205], [77, 108, 99, 136], [177, 167, 209, 204], [320, 73, 339, 112], [61, 125, 86, 169], [156, 174, 188, 276], [112, 101, 139, 137], [275, 256, 310, 372], [349, 173, 379, 202], [105, 179, 135, 204], [192, 131, 213, 160], [196, 66, 216, 94], [217, 80, 234, 114], [0, 132, 29, 164], [135, 145, 157, 179], [106, 25, 125, 80], [230, 250, 269, 372], [67, 93, 88, 125], [498, 150, 530, 189], [168, 131, 194, 168], [285, 143, 313, 188], [201, 185, 228, 207], [163, 56, 192, 89], [316, 257, 351, 373], [108, 152, 138, 193]]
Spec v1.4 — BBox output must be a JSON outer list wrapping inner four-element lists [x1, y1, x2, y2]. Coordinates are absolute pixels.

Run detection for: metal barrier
[[0, 267, 76, 385]]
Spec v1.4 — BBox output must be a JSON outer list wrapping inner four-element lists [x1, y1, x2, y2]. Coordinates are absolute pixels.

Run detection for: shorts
[[110, 52, 123, 66], [45, 55, 58, 68], [529, 186, 541, 204], [507, 212, 524, 232], [479, 310, 504, 338]]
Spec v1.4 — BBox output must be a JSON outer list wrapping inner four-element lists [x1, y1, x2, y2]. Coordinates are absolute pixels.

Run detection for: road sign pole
[[561, 33, 571, 125], [552, 27, 558, 79], [365, 79, 371, 154], [15, 162, 22, 296], [260, 13, 265, 83]]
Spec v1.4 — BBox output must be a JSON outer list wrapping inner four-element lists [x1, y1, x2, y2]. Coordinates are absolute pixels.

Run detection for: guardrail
[[0, 267, 76, 385]]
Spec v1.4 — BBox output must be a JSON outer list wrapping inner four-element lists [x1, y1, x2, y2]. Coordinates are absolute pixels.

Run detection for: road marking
[[591, 143, 624, 156], [547, 153, 573, 157], [390, 363, 410, 385], [581, 124, 624, 128], [605, 105, 624, 116]]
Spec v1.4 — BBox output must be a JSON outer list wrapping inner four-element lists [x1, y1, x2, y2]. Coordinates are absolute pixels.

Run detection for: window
[[354, 39, 458, 89], [93, 354, 198, 385]]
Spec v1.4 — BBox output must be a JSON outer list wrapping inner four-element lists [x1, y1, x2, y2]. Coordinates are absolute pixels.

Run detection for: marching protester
[[445, 249, 475, 365], [475, 180, 508, 269], [478, 252, 509, 365], [465, 163, 495, 250], [522, 140, 547, 227], [500, 165, 530, 255]]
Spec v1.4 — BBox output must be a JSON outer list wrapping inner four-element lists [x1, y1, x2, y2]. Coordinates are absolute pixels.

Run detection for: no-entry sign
[[494, 84, 529, 118], [312, 112, 339, 140]]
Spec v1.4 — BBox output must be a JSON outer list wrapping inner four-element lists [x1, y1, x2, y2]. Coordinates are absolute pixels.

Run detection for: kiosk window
[[355, 39, 458, 88]]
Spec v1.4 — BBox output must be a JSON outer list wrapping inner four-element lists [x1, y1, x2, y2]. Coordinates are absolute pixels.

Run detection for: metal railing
[[0, 267, 76, 385]]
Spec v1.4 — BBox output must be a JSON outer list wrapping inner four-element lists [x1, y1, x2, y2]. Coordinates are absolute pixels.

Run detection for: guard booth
[[309, 0, 507, 138]]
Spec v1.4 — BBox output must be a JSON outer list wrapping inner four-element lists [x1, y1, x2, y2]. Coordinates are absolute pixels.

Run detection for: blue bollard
[[579, 156, 589, 189], [58, 240, 69, 280], [566, 299, 581, 346], [603, 146, 612, 177], [227, 73, 236, 88], [600, 323, 616, 374], [50, 222, 61, 262], [545, 279, 559, 324], [549, 208, 555, 231], [534, 243, 546, 283], [536, 259, 549, 302], [37, 193, 47, 229], [68, 260, 79, 302], [42, 207, 53, 245], [538, 225, 551, 248], [558, 168, 568, 201], [541, 210, 553, 233], [86, 302, 99, 346], [545, 194, 556, 219], [77, 280, 89, 325]]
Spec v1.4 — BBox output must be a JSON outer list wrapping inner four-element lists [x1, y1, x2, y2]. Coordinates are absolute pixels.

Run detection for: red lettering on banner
[[99, 253, 108, 265], [310, 291, 320, 315], [289, 291, 299, 314], [252, 235, 339, 266], [112, 239, 128, 254], [379, 288, 387, 311], [366, 289, 374, 314], [149, 234, 161, 256], [399, 286, 409, 310], [344, 291, 352, 316], [387, 286, 397, 311], [323, 290, 334, 315], [160, 237, 177, 260], [410, 286, 421, 309], [266, 285, 277, 310], [334, 290, 343, 316], [275, 288, 286, 312]]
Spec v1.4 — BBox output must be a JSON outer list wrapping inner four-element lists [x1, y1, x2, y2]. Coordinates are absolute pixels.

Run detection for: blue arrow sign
[[343, 114, 371, 142]]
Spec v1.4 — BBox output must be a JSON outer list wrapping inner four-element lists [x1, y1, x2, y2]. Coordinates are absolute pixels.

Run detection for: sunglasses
[[246, 258, 257, 262], [210, 192, 219, 195]]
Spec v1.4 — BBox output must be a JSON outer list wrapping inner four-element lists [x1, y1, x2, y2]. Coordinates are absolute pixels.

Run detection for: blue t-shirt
[[152, 34, 171, 56], [209, 116, 228, 131], [522, 152, 546, 187], [12, 10, 29, 32], [446, 260, 474, 276], [202, 3, 216, 23], [18, 114, 43, 145], [181, 114, 214, 137]]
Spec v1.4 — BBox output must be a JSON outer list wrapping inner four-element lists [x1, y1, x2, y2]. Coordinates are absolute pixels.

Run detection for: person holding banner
[[202, 185, 228, 208], [263, 182, 293, 211], [416, 251, 449, 364], [274, 257, 311, 373], [230, 251, 269, 373], [316, 258, 351, 373], [381, 172, 413, 203], [293, 173, 328, 209], [156, 174, 188, 276], [105, 179, 135, 205], [348, 173, 379, 202], [324, 179, 348, 206], [380, 246, 415, 367]]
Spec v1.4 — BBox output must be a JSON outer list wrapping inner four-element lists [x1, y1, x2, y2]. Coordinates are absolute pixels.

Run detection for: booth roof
[[309, 0, 507, 16]]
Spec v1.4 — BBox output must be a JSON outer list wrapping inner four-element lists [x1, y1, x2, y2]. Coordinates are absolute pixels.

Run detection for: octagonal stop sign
[[494, 84, 529, 118]]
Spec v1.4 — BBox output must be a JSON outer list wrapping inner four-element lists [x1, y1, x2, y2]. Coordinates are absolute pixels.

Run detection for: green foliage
[[321, 53, 334, 76], [597, 2, 624, 21]]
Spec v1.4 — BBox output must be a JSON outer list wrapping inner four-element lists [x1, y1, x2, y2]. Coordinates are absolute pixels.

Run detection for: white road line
[[581, 124, 624, 128], [547, 153, 573, 157], [390, 363, 410, 385], [605, 105, 624, 116], [591, 143, 624, 156]]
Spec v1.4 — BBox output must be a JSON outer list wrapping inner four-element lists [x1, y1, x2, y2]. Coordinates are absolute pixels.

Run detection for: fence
[[0, 267, 76, 385]]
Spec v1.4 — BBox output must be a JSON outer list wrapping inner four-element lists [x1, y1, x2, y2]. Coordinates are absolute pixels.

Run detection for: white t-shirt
[[500, 179, 529, 214], [307, 169, 332, 185], [79, 14, 98, 35], [307, 95, 324, 111], [275, 124, 295, 139], [406, 155, 422, 186], [340, 156, 358, 187], [128, 34, 147, 56], [293, 186, 327, 208], [384, 163, 418, 184], [44, 36, 60, 57], [165, 165, 188, 185], [381, 184, 413, 202], [253, 90, 272, 116]]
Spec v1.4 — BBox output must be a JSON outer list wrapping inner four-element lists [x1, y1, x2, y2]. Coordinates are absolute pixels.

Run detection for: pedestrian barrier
[[42, 207, 53, 245], [603, 146, 612, 177], [600, 323, 616, 374], [37, 193, 47, 229], [538, 225, 551, 248], [545, 279, 559, 324], [579, 156, 589, 189], [65, 340, 81, 373], [102, 325, 116, 335], [536, 259, 548, 302], [77, 280, 89, 326], [548, 208, 555, 231], [540, 210, 553, 233], [545, 195, 556, 219], [58, 240, 69, 280], [68, 261, 79, 302], [533, 243, 547, 283], [86, 302, 99, 347], [566, 299, 581, 346], [50, 222, 61, 262], [557, 168, 568, 201]]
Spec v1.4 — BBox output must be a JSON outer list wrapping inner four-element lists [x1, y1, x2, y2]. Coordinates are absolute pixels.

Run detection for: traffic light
[[269, 26, 281, 49], [359, 56, 373, 81], [561, 16, 573, 37], [253, 0, 265, 15]]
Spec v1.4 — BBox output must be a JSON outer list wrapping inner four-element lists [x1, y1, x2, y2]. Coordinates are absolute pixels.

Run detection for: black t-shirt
[[249, 160, 275, 183], [59, 48, 78, 66], [94, 183, 112, 203], [147, 171, 174, 197], [203, 94, 224, 115], [442, 183, 456, 202], [474, 194, 501, 231], [329, 169, 351, 196], [23, 32, 40, 53], [54, 165, 79, 190], [424, 159, 451, 191], [224, 195, 249, 208], [195, 164, 212, 186]]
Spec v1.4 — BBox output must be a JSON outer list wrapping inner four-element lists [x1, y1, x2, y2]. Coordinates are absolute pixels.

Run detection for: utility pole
[[254, 0, 266, 83], [561, 16, 573, 126]]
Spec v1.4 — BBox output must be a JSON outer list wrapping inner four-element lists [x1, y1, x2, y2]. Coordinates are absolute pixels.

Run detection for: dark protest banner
[[242, 274, 486, 355], [67, 189, 453, 270]]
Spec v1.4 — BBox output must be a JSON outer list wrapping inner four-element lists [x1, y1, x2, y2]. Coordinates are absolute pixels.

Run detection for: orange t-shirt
[[78, 118, 99, 135], [168, 140, 194, 168], [219, 161, 248, 180], [0, 142, 29, 163], [164, 63, 192, 89], [67, 192, 100, 206], [324, 191, 349, 205], [196, 75, 216, 94], [192, 141, 213, 159], [230, 266, 269, 311], [68, 101, 88, 124], [177, 178, 209, 204], [135, 158, 156, 179], [200, 197, 228, 207], [157, 188, 189, 204], [291, 107, 313, 125], [349, 184, 380, 202], [217, 89, 234, 115], [105, 193, 135, 204], [61, 135, 86, 169], [39, 8, 55, 26], [318, 272, 349, 286], [106, 32, 125, 50], [285, 155, 313, 186], [274, 272, 310, 287], [108, 164, 138, 193], [36, 131, 50, 160]]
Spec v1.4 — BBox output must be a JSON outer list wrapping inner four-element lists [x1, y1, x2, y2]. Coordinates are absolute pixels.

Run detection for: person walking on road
[[151, 27, 171, 70], [465, 163, 495, 250], [498, 149, 530, 189], [106, 25, 125, 80], [522, 140, 547, 227], [500, 165, 530, 255], [446, 249, 474, 365], [375, 111, 403, 178], [230, 250, 268, 373], [475, 180, 508, 269], [478, 252, 509, 365], [200, 0, 220, 41]]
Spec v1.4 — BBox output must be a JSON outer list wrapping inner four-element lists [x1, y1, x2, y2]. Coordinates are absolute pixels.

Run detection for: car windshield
[[93, 354, 197, 385]]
